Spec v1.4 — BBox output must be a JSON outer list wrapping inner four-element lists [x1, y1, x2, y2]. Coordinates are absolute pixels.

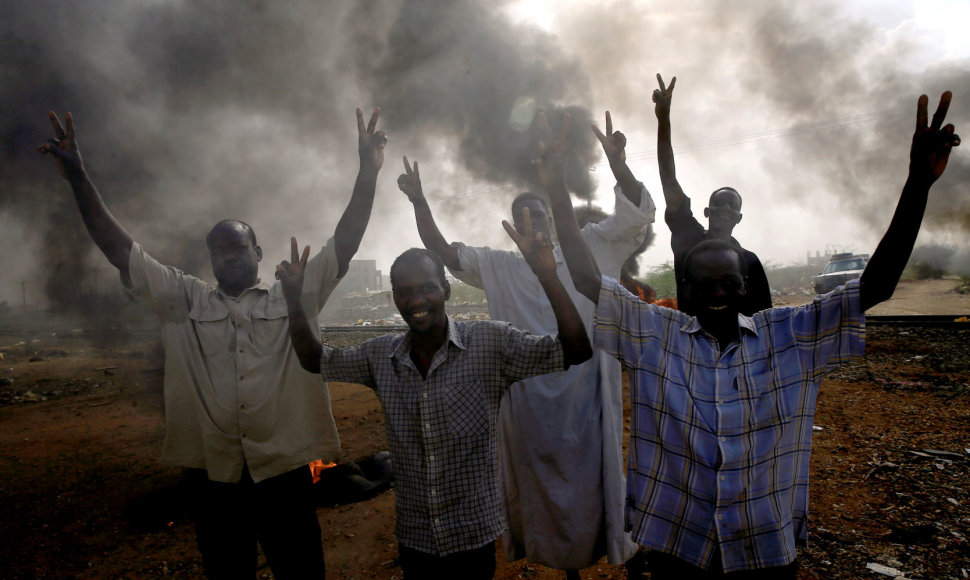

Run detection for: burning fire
[[309, 459, 337, 484], [621, 274, 678, 310]]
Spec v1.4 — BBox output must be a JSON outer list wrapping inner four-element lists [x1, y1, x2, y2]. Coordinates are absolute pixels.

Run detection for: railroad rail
[[866, 315, 970, 328]]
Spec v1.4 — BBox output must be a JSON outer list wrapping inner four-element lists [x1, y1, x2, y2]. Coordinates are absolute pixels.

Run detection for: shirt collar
[[390, 316, 466, 361], [679, 312, 760, 338], [216, 279, 269, 299]]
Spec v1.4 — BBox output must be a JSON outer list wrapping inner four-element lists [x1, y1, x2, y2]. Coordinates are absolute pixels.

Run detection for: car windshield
[[824, 259, 865, 274]]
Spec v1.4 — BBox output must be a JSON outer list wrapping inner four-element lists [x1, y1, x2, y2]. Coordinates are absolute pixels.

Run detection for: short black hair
[[708, 187, 742, 208], [206, 219, 258, 248], [390, 248, 448, 289], [682, 238, 748, 282], [511, 192, 548, 217]]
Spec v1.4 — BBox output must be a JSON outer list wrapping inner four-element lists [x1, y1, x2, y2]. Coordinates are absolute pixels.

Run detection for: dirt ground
[[0, 278, 968, 579]]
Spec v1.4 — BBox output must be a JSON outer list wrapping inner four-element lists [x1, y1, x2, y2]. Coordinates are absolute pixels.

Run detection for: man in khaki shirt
[[39, 108, 388, 579]]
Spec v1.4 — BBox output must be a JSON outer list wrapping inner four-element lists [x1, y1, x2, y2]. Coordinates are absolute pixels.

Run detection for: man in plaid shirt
[[545, 92, 960, 578], [277, 209, 592, 579]]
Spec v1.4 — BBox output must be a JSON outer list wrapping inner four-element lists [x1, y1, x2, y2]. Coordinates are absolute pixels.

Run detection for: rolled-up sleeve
[[499, 322, 565, 384], [450, 242, 487, 288], [319, 342, 378, 389]]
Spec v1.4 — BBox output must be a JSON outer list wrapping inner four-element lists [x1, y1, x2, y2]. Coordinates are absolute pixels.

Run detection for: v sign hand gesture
[[277, 237, 311, 307]]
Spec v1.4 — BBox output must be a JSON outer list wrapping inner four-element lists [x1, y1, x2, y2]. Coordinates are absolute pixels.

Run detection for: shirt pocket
[[742, 358, 797, 429], [252, 299, 289, 354], [443, 381, 488, 437], [187, 303, 231, 356]]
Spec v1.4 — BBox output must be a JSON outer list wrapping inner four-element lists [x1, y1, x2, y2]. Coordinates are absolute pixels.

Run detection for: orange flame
[[309, 459, 337, 484]]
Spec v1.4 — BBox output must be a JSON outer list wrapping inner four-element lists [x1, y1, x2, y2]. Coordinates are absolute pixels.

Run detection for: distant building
[[336, 260, 381, 296]]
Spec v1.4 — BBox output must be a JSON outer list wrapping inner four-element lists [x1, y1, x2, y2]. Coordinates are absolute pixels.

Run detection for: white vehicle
[[812, 253, 869, 294]]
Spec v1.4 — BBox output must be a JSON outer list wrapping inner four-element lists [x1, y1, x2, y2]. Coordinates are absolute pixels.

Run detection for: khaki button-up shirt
[[126, 239, 342, 483]]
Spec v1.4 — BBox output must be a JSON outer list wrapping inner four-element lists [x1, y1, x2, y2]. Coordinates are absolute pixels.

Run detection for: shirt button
[[422, 392, 428, 398], [425, 423, 431, 430], [429, 455, 435, 462], [720, 475, 726, 481], [717, 399, 723, 404], [434, 518, 440, 525], [717, 514, 724, 520], [430, 489, 437, 496], [241, 433, 247, 438], [719, 436, 726, 442], [240, 404, 246, 409]]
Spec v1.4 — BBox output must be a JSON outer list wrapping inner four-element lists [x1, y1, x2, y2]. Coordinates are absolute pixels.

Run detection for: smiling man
[[397, 111, 655, 576], [546, 92, 959, 577], [278, 207, 592, 580]]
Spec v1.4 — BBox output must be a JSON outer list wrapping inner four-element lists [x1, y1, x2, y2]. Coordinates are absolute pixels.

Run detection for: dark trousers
[[399, 541, 496, 580], [649, 550, 798, 580], [187, 464, 325, 580]]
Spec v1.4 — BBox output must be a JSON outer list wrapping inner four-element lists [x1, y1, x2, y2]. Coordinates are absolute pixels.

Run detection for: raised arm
[[860, 92, 960, 311], [38, 112, 134, 276], [591, 111, 641, 206], [653, 74, 689, 213], [333, 107, 387, 278], [535, 113, 602, 304], [503, 207, 592, 366], [397, 156, 460, 269], [278, 237, 323, 373]]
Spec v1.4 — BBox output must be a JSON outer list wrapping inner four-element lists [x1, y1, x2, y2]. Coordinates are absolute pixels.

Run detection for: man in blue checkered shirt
[[277, 209, 593, 579], [544, 92, 960, 578]]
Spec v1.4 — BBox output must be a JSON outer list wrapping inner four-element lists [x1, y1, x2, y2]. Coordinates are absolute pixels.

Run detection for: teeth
[[412, 311, 428, 318], [709, 305, 727, 311]]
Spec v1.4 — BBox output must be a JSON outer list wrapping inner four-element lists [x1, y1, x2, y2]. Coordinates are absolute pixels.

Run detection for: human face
[[704, 189, 742, 237], [392, 255, 450, 337], [685, 248, 746, 327], [513, 199, 552, 239], [207, 222, 261, 296]]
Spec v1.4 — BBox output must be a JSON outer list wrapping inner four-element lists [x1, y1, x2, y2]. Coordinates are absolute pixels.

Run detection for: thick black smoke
[[1, 0, 603, 313]]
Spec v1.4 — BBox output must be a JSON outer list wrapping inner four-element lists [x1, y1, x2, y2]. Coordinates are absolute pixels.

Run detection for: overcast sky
[[2, 0, 968, 308]]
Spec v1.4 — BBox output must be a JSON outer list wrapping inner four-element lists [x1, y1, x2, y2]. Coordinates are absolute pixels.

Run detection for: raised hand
[[591, 111, 627, 164], [535, 111, 572, 190], [503, 206, 556, 279], [652, 74, 677, 119], [910, 92, 960, 183], [397, 156, 424, 203], [276, 237, 311, 306], [357, 107, 388, 172], [38, 111, 85, 180]]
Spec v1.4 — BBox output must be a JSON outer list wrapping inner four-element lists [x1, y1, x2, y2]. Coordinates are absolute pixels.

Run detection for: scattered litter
[[813, 425, 824, 432], [921, 449, 965, 460], [866, 562, 905, 577]]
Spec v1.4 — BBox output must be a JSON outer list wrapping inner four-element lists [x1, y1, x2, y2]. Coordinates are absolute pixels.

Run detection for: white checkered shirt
[[595, 277, 865, 573], [318, 318, 565, 555]]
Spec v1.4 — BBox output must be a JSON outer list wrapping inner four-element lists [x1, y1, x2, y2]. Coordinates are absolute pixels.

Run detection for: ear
[[443, 280, 451, 301], [703, 207, 710, 219], [255, 246, 263, 262]]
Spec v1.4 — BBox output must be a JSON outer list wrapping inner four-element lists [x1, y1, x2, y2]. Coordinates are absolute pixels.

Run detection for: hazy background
[[2, 0, 968, 311]]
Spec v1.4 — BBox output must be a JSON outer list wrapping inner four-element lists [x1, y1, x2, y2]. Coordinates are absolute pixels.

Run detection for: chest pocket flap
[[187, 300, 231, 356]]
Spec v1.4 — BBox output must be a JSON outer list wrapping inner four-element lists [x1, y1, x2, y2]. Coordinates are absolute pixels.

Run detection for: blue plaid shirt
[[317, 318, 565, 556], [594, 277, 864, 572]]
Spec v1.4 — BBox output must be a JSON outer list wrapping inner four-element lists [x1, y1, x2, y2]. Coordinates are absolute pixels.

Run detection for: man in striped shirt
[[277, 208, 592, 579], [545, 92, 959, 577]]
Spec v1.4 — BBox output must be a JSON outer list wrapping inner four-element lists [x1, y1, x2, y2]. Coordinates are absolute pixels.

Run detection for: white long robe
[[450, 186, 655, 569]]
